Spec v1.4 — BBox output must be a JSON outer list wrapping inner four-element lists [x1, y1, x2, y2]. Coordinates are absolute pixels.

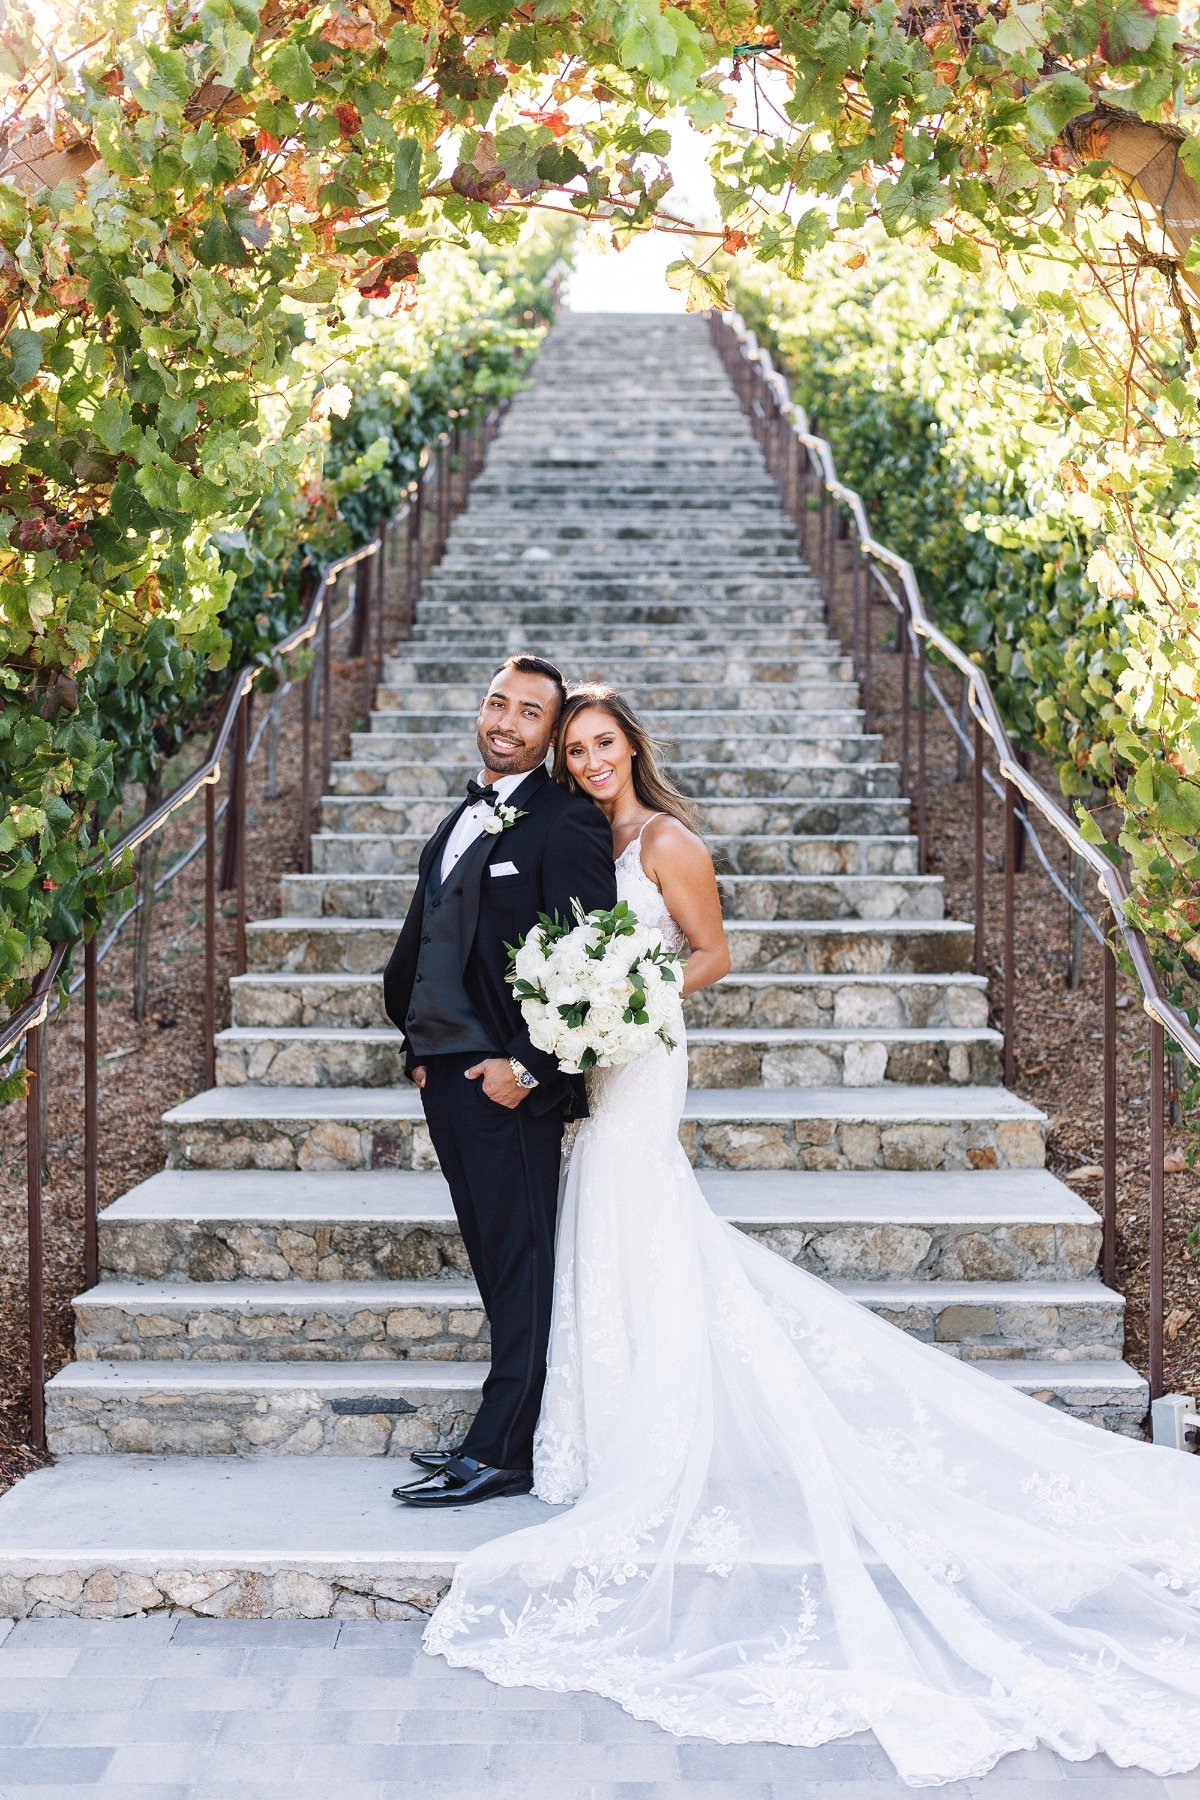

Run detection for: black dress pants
[[418, 1053, 565, 1470]]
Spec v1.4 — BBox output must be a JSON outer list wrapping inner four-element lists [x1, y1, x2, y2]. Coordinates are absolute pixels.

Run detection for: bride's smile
[[561, 712, 628, 806]]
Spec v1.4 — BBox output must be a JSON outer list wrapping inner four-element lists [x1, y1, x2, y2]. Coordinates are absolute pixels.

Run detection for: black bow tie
[[464, 778, 501, 808]]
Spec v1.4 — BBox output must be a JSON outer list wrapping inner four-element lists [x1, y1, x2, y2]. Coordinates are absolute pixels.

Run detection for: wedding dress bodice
[[614, 826, 687, 955], [425, 824, 1200, 1789]]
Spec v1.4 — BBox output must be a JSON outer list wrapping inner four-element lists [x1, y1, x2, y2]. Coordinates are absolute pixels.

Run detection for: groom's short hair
[[494, 655, 567, 724]]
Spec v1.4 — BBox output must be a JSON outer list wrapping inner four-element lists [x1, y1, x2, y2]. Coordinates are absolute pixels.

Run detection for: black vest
[[401, 843, 495, 1059]]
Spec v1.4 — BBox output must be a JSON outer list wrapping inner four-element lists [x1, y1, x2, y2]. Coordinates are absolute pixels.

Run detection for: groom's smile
[[476, 665, 562, 777]]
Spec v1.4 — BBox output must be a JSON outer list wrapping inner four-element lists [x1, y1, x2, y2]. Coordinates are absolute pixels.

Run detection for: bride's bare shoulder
[[641, 812, 713, 881]]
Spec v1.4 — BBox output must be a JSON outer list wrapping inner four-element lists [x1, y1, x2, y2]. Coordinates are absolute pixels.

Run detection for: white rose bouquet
[[506, 900, 684, 1074]]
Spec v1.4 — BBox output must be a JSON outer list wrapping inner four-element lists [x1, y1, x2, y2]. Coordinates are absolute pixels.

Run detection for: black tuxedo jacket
[[382, 765, 618, 1118]]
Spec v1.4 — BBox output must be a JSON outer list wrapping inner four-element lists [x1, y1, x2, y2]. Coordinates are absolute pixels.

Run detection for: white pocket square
[[490, 861, 520, 877]]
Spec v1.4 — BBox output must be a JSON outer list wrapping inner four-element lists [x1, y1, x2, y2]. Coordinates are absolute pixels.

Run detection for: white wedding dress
[[424, 830, 1200, 1787]]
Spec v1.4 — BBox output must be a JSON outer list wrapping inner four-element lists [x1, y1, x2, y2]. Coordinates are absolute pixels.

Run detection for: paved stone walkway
[[1, 1617, 1198, 1797]]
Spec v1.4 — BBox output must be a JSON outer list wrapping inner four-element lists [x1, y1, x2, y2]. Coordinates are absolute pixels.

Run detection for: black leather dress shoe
[[408, 1448, 460, 1472], [393, 1454, 533, 1508]]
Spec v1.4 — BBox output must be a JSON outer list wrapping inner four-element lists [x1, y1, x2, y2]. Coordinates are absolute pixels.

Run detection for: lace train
[[423, 850, 1200, 1787]]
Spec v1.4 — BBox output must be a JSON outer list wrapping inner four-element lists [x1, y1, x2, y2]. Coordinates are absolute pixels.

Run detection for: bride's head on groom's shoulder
[[553, 683, 699, 831]]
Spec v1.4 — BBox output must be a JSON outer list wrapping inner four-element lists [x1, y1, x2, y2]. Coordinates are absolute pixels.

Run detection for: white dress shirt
[[439, 770, 528, 885]]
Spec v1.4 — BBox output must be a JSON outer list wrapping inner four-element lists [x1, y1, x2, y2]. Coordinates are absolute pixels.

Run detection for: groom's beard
[[477, 725, 549, 777]]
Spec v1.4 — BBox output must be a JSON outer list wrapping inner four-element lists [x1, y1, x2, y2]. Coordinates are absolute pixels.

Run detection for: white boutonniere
[[482, 802, 526, 837]]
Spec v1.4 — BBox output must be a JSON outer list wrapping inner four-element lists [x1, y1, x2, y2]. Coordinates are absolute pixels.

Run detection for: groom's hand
[[465, 1058, 528, 1109], [410, 1065, 427, 1090]]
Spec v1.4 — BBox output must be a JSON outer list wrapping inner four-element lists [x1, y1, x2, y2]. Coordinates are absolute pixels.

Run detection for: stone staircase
[[0, 313, 1147, 1620]]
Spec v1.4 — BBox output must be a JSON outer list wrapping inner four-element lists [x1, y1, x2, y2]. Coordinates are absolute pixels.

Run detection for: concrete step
[[96, 1167, 1102, 1286], [363, 707, 866, 737], [468, 487, 782, 510], [66, 1271, 1124, 1377], [329, 890, 813, 971], [440, 535, 803, 560], [370, 682, 859, 714], [308, 831, 921, 878], [416, 589, 820, 618], [278, 871, 946, 923], [405, 623, 835, 650], [43, 1346, 1146, 1463], [325, 764, 902, 804], [319, 792, 913, 836], [230, 970, 989, 1033], [0, 1398, 1158, 1621], [211, 1023, 1002, 1091], [162, 1084, 1046, 1175], [382, 653, 854, 684], [443, 521, 800, 548], [243, 915, 972, 977], [345, 733, 884, 770]]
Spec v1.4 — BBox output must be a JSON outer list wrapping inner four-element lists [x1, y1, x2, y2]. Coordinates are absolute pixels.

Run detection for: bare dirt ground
[[1, 504, 1197, 1498]]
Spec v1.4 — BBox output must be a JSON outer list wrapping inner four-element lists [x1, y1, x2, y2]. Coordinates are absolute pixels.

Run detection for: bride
[[424, 683, 1200, 1789]]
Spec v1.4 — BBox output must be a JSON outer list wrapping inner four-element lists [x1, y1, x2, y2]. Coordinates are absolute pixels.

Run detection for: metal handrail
[[0, 536, 377, 1068], [722, 309, 1200, 1072], [711, 306, 1191, 1410], [1, 398, 507, 1065], [3, 393, 508, 1450]]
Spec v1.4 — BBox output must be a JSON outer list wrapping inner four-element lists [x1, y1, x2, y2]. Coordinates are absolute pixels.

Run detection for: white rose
[[552, 938, 591, 978], [528, 1017, 559, 1055], [590, 954, 631, 992], [587, 996, 624, 1036], [481, 813, 504, 836], [555, 1027, 590, 1072], [514, 942, 545, 984]]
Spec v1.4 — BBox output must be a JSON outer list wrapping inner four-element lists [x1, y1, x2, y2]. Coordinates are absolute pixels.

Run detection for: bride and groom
[[383, 654, 1200, 1788]]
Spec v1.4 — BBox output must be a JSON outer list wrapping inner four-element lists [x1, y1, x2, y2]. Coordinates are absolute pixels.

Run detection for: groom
[[383, 655, 617, 1507]]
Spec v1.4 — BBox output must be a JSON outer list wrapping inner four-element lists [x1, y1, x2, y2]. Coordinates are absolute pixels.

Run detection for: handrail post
[[205, 781, 217, 1086], [234, 688, 249, 978], [1003, 777, 1017, 1085], [973, 715, 986, 978], [357, 555, 373, 727], [820, 493, 832, 622], [407, 475, 423, 616], [1148, 1018, 1165, 1399], [321, 595, 333, 796], [916, 630, 927, 876], [299, 649, 313, 877], [852, 549, 864, 709], [436, 437, 450, 554], [26, 1019, 45, 1451], [899, 622, 911, 795], [376, 523, 388, 673], [798, 448, 810, 566], [862, 561, 873, 738], [454, 418, 467, 513], [84, 935, 98, 1289], [1102, 939, 1117, 1288]]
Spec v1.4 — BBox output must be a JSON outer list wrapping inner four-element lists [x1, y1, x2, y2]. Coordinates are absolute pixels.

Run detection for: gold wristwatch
[[509, 1057, 538, 1090]]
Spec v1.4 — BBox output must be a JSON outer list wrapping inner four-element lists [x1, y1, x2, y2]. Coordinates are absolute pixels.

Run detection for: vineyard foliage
[[1, 0, 1199, 1016], [733, 244, 1200, 1008], [1, 218, 553, 1016]]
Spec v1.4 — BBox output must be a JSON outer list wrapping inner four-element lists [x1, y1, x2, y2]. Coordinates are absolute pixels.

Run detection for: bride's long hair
[[553, 684, 700, 832]]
